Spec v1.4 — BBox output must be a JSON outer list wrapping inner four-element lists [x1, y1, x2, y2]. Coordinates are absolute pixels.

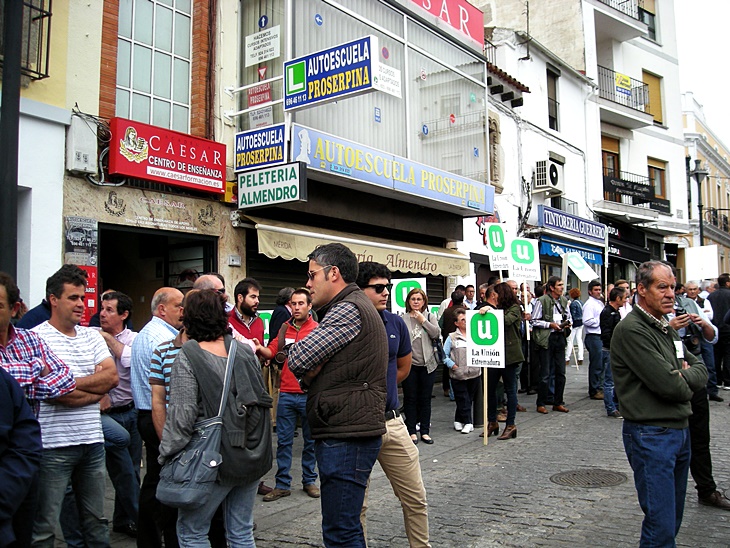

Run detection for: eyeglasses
[[362, 283, 392, 294], [307, 265, 332, 280]]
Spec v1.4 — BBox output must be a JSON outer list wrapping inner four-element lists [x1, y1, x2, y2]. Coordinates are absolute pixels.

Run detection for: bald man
[[130, 287, 184, 547]]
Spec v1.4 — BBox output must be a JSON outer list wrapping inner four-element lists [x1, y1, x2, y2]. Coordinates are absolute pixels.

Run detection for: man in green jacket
[[611, 261, 707, 547]]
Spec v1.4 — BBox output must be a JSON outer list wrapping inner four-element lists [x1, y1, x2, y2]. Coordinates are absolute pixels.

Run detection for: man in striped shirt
[[31, 265, 119, 546]]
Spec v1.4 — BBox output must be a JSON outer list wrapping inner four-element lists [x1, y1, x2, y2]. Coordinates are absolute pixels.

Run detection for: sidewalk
[[106, 359, 730, 547]]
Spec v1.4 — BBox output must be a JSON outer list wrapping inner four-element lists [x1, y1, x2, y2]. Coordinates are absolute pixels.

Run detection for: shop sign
[[603, 175, 654, 200], [292, 124, 495, 214], [466, 309, 504, 368], [245, 25, 281, 67], [507, 238, 540, 281], [602, 217, 646, 248], [234, 124, 285, 172], [374, 63, 402, 98], [108, 117, 225, 194], [284, 36, 378, 111], [390, 278, 426, 315], [238, 162, 307, 209], [408, 0, 484, 47], [249, 106, 273, 129], [247, 83, 272, 108], [64, 216, 99, 326], [537, 205, 606, 244]]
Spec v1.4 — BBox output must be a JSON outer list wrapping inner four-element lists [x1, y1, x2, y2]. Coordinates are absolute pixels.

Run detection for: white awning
[[246, 216, 469, 277]]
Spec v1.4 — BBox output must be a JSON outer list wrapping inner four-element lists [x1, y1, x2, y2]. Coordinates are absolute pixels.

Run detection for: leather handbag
[[431, 336, 447, 366], [156, 342, 236, 510]]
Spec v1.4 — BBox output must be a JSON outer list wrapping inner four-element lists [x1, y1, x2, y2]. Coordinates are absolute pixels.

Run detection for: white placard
[[466, 309, 504, 368], [508, 238, 540, 281], [684, 245, 719, 282], [390, 278, 427, 315], [245, 26, 281, 67], [248, 106, 273, 129], [373, 63, 402, 98], [562, 251, 599, 282], [484, 224, 510, 270]]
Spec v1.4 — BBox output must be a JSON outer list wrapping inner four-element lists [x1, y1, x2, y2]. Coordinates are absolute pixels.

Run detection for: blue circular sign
[[258, 15, 268, 29], [422, 124, 429, 136], [315, 14, 323, 26]]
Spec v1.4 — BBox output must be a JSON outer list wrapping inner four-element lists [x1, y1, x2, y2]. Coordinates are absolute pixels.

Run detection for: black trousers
[[712, 333, 730, 387], [689, 387, 716, 498]]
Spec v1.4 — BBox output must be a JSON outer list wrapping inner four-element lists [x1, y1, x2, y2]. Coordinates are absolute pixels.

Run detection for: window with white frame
[[116, 0, 192, 132]]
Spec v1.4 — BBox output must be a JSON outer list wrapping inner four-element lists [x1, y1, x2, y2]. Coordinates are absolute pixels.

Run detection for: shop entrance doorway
[[98, 224, 217, 328]]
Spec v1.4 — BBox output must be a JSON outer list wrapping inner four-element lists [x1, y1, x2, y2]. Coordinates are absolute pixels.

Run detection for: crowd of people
[[1, 252, 730, 547]]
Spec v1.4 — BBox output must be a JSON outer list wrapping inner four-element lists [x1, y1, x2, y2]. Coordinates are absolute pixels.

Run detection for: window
[[601, 136, 620, 176], [547, 66, 560, 131], [116, 0, 192, 132], [642, 70, 663, 125], [648, 158, 666, 199], [639, 0, 656, 40]]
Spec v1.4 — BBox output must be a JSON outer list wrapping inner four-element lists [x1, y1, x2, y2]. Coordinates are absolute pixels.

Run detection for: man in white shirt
[[31, 265, 119, 546], [463, 285, 477, 310], [581, 280, 606, 400]]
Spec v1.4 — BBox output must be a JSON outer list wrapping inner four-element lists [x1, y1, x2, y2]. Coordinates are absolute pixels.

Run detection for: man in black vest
[[287, 244, 388, 548]]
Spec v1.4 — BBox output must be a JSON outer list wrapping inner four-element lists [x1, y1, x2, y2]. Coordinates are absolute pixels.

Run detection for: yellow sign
[[615, 73, 631, 96]]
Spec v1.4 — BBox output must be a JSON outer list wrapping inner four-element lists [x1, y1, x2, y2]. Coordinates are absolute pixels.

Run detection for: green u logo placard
[[470, 314, 499, 345], [488, 225, 506, 252], [511, 239, 534, 264]]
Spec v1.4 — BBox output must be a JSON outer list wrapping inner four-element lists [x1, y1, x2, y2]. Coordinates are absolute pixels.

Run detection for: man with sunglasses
[[287, 244, 388, 548], [356, 262, 430, 547]]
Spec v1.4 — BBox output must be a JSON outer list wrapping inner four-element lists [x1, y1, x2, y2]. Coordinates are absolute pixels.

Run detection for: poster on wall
[[64, 216, 99, 326]]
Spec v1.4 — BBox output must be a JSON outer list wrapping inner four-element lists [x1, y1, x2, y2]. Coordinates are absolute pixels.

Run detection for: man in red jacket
[[228, 277, 264, 344], [257, 288, 320, 501]]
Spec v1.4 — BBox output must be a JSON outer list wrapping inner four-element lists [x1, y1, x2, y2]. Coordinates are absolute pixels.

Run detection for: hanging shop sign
[[234, 124, 286, 172], [284, 36, 379, 111], [603, 175, 654, 200], [408, 0, 485, 46], [292, 124, 494, 214], [238, 162, 307, 208], [537, 205, 606, 244], [108, 118, 225, 194]]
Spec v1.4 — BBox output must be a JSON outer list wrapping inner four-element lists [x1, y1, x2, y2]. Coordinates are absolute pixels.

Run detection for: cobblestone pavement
[[103, 361, 730, 547]]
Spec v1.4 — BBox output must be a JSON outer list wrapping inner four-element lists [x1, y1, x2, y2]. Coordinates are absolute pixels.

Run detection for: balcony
[[594, 168, 667, 222], [596, 66, 654, 129], [0, 1, 52, 81], [418, 111, 485, 139], [590, 0, 648, 42]]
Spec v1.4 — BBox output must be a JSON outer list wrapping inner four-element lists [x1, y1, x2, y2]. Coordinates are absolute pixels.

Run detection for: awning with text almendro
[[246, 216, 469, 277]]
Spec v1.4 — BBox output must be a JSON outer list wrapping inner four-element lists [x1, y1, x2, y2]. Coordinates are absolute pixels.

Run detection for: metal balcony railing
[[484, 39, 496, 66], [603, 167, 653, 206], [551, 196, 578, 215], [595, 0, 642, 20], [597, 65, 649, 113], [419, 111, 485, 138], [0, 0, 53, 80]]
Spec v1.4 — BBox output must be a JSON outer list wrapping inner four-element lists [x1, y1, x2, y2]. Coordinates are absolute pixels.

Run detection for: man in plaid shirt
[[0, 271, 76, 545]]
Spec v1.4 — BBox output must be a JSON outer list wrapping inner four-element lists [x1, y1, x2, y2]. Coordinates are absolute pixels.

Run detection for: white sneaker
[[454, 421, 464, 431], [461, 423, 474, 434]]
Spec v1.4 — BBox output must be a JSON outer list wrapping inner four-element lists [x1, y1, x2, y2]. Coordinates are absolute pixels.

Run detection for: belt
[[107, 402, 135, 413], [385, 409, 401, 421], [585, 333, 600, 337]]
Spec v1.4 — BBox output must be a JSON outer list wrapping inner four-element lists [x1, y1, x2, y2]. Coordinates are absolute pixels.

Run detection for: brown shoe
[[536, 406, 548, 414], [303, 484, 320, 499], [552, 405, 569, 413], [590, 391, 604, 400], [516, 404, 527, 412], [497, 425, 517, 440], [481, 421, 499, 438], [497, 412, 507, 422], [699, 491, 730, 510], [263, 488, 290, 502], [257, 481, 273, 495]]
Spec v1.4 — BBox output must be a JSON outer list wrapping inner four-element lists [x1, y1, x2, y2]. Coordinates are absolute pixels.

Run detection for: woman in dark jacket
[[565, 287, 584, 366], [485, 283, 524, 440]]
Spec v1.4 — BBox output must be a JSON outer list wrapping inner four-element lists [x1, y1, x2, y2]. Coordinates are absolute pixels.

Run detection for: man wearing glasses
[[356, 262, 430, 547], [287, 244, 388, 548]]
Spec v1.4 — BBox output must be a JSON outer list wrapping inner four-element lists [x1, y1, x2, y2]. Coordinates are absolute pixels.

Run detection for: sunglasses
[[363, 283, 392, 294], [307, 265, 332, 280]]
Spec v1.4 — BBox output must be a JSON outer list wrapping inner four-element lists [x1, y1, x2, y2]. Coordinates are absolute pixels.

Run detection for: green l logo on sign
[[394, 280, 423, 308], [511, 240, 534, 264], [470, 314, 499, 345], [488, 225, 505, 252], [286, 61, 306, 94]]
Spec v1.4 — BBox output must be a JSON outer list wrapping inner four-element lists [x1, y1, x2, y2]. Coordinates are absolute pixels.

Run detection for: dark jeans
[[105, 407, 142, 528], [701, 340, 719, 396], [487, 364, 518, 425], [528, 338, 540, 391], [712, 333, 730, 387], [536, 333, 567, 407], [137, 410, 179, 548], [689, 388, 716, 498], [402, 366, 436, 436], [602, 350, 618, 415], [584, 334, 604, 396], [452, 376, 480, 425]]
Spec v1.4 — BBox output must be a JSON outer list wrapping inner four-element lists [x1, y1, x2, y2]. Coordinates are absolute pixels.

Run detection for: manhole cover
[[550, 469, 628, 488]]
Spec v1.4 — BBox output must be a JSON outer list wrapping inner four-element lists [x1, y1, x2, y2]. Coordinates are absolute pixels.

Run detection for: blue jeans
[[701, 340, 719, 396], [601, 350, 618, 415], [275, 392, 317, 490], [177, 478, 258, 547], [537, 333, 566, 407], [104, 408, 142, 527], [32, 443, 109, 547], [316, 436, 382, 548], [584, 334, 604, 396], [622, 421, 691, 547]]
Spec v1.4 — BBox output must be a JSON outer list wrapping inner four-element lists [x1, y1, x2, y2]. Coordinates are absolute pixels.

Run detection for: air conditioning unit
[[533, 159, 564, 196]]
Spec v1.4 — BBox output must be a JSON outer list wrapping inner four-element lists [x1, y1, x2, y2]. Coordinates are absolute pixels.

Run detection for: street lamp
[[691, 159, 709, 245]]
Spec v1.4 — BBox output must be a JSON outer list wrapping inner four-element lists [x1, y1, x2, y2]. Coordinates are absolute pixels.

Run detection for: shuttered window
[[642, 71, 663, 125]]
